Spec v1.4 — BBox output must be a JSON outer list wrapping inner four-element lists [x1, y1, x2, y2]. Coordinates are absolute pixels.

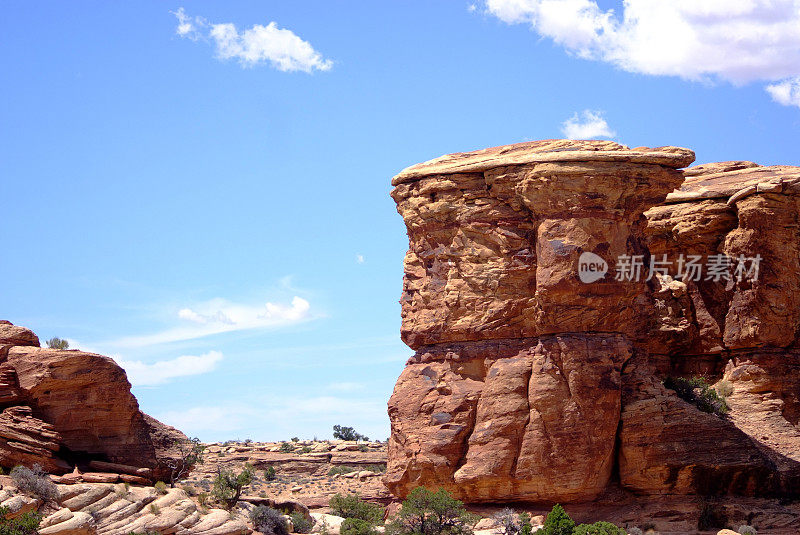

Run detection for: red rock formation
[[386, 141, 800, 507], [0, 322, 186, 480]]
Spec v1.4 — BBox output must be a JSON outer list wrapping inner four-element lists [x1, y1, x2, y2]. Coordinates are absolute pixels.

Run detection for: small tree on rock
[[166, 436, 205, 487], [388, 487, 475, 535], [212, 464, 253, 510], [333, 425, 368, 442], [45, 337, 69, 350]]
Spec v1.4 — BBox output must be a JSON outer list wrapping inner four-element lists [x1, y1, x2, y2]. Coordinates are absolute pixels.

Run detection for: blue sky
[[2, 1, 799, 442]]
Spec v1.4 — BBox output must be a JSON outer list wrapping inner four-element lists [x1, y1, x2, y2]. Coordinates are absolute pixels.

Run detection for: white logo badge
[[578, 252, 608, 283]]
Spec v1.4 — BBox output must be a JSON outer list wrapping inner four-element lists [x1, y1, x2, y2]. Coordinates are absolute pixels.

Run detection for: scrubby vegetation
[[342, 518, 379, 535], [333, 425, 369, 442], [212, 465, 253, 509], [166, 436, 205, 486], [45, 337, 69, 349], [264, 466, 277, 481], [0, 505, 41, 535], [328, 466, 356, 477], [291, 512, 313, 534], [329, 493, 384, 524], [528, 505, 625, 535], [387, 487, 475, 535], [663, 376, 729, 416], [737, 525, 757, 535], [250, 505, 289, 535], [10, 464, 58, 502]]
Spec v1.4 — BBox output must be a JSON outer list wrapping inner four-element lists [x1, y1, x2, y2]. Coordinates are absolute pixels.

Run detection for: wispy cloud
[[105, 296, 312, 348], [561, 110, 615, 139], [172, 7, 333, 72], [480, 0, 800, 107], [766, 77, 800, 109], [118, 351, 223, 386], [355, 254, 365, 264], [328, 381, 364, 393]]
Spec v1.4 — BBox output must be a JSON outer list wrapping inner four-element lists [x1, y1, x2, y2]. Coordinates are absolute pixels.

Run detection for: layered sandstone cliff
[[0, 321, 185, 480], [385, 140, 800, 505]]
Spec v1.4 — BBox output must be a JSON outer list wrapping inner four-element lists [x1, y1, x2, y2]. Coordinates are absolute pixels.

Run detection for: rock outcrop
[[0, 322, 185, 481], [385, 140, 800, 509]]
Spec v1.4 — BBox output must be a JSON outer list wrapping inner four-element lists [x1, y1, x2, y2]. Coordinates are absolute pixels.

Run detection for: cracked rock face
[[386, 141, 800, 504]]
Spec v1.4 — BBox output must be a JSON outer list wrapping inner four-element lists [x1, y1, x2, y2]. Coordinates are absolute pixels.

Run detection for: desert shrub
[[663, 376, 728, 416], [166, 436, 205, 486], [291, 512, 313, 534], [291, 437, 300, 442], [328, 466, 356, 477], [493, 508, 521, 535], [198, 492, 209, 506], [279, 442, 296, 453], [45, 337, 69, 349], [572, 521, 625, 534], [0, 505, 41, 535], [301, 446, 313, 453], [518, 513, 533, 535], [264, 466, 277, 481], [625, 528, 642, 535], [212, 465, 253, 509], [342, 518, 378, 535], [365, 464, 386, 473], [333, 425, 369, 442], [10, 464, 58, 502], [329, 493, 384, 524], [387, 487, 474, 535], [533, 504, 574, 535], [697, 503, 727, 531], [250, 506, 289, 535], [737, 526, 757, 535], [154, 481, 168, 495], [149, 503, 160, 516], [715, 379, 734, 397]]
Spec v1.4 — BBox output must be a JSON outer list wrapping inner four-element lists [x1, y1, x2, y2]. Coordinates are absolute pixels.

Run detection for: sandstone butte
[[0, 320, 185, 481], [384, 140, 800, 509]]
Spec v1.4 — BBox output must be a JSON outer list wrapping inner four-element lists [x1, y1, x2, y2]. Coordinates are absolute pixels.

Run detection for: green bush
[[534, 505, 574, 535], [10, 464, 58, 502], [291, 437, 300, 442], [342, 518, 379, 535], [212, 465, 253, 509], [250, 506, 288, 535], [279, 442, 296, 453], [0, 505, 41, 535], [45, 337, 69, 350], [264, 466, 277, 481], [493, 508, 522, 535], [663, 376, 729, 416], [154, 481, 167, 495], [328, 466, 356, 477], [387, 487, 474, 535], [737, 525, 757, 535], [333, 425, 368, 442], [572, 521, 625, 535], [291, 512, 313, 534], [329, 493, 384, 524]]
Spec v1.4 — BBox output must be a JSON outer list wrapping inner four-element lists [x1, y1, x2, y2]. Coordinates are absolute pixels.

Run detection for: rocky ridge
[[385, 140, 800, 530]]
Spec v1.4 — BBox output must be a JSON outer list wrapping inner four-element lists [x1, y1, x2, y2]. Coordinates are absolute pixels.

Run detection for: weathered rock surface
[[386, 139, 800, 527], [0, 322, 186, 480]]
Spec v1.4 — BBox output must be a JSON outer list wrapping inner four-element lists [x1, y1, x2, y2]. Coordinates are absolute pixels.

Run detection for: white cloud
[[172, 8, 332, 72], [766, 76, 800, 108], [356, 254, 365, 264], [561, 109, 615, 139], [117, 351, 223, 386], [107, 296, 312, 348], [482, 0, 800, 106]]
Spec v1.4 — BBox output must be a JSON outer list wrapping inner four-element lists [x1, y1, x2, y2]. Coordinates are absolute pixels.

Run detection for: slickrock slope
[[0, 322, 185, 481], [385, 140, 800, 515]]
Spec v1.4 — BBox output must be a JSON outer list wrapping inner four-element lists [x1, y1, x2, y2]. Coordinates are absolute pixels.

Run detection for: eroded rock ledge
[[385, 140, 800, 507], [0, 322, 186, 481]]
